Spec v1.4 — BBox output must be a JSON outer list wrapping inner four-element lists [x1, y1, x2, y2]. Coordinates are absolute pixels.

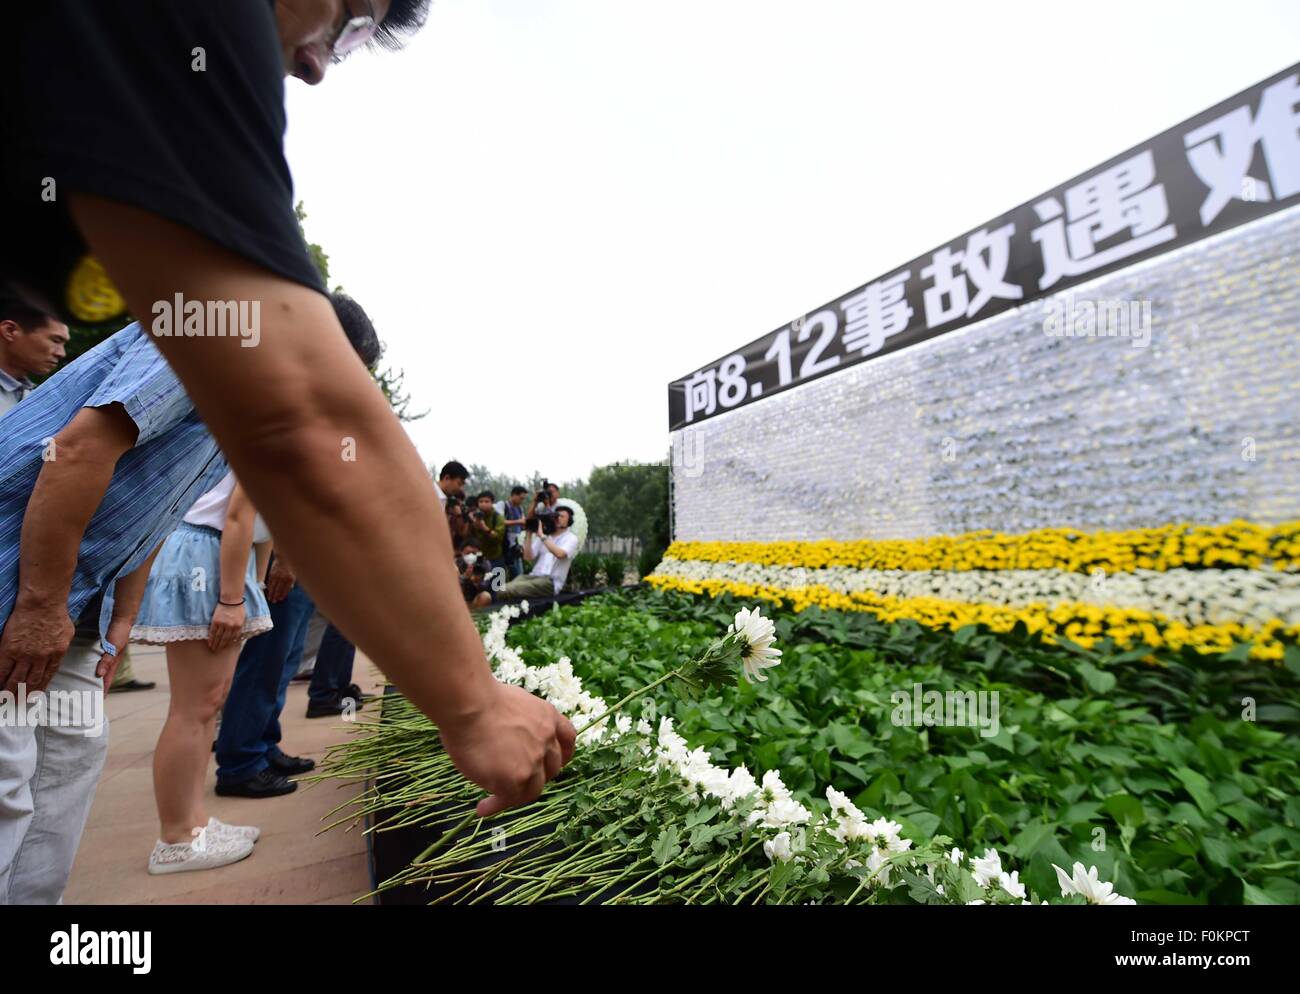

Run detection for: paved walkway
[[63, 644, 381, 905]]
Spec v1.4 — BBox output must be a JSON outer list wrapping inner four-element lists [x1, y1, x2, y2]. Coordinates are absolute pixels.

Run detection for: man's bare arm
[[68, 193, 574, 816], [0, 404, 138, 693]]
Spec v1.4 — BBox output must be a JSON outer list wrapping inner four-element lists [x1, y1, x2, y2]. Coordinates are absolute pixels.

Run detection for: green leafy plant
[[638, 542, 666, 580], [500, 588, 1300, 904], [602, 555, 628, 588], [567, 552, 603, 591]]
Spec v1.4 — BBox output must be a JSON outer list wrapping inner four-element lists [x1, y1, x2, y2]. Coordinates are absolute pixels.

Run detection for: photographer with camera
[[466, 491, 507, 573], [526, 480, 560, 520], [456, 540, 491, 604], [445, 496, 471, 552], [472, 504, 578, 608], [434, 461, 469, 510]]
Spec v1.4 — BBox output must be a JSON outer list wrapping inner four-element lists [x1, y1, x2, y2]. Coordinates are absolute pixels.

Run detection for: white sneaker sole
[[148, 841, 255, 875]]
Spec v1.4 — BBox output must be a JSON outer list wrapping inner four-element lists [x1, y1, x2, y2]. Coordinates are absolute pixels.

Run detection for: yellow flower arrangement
[[665, 520, 1300, 574], [645, 574, 1299, 661]]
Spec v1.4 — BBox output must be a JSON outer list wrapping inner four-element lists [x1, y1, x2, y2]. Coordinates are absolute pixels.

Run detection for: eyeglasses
[[329, 0, 378, 64]]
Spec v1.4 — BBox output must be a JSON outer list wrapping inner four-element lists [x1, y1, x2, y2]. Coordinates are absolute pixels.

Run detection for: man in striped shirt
[[0, 299, 68, 417], [0, 291, 383, 903], [0, 322, 227, 903]]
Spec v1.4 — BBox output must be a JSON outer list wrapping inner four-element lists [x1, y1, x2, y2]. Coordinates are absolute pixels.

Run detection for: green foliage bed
[[497, 588, 1300, 904]]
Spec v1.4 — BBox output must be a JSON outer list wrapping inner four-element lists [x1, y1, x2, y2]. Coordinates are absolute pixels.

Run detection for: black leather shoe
[[109, 679, 156, 693], [267, 750, 316, 775], [215, 768, 298, 798], [344, 683, 371, 703], [306, 698, 351, 719]]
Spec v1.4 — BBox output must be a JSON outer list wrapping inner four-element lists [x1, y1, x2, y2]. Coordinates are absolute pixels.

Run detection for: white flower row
[[477, 605, 1135, 905], [654, 558, 1300, 628]]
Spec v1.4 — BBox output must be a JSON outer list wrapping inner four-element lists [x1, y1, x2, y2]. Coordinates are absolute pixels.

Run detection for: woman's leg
[[153, 641, 241, 844]]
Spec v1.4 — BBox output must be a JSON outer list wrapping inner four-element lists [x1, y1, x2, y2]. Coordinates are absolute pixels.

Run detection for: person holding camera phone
[[472, 504, 578, 608]]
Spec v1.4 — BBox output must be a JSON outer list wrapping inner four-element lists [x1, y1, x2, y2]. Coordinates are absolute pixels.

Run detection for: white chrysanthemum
[[654, 739, 689, 771], [839, 815, 873, 843], [697, 765, 732, 800], [869, 817, 905, 845], [999, 870, 1027, 900], [495, 656, 528, 685], [853, 847, 894, 888], [520, 600, 530, 615], [754, 796, 811, 829], [721, 766, 758, 808], [825, 786, 864, 823], [635, 718, 652, 736], [948, 847, 963, 865], [615, 714, 633, 735], [678, 746, 717, 782], [971, 849, 1003, 889], [758, 769, 791, 805], [764, 831, 794, 862], [1052, 863, 1137, 905], [729, 606, 782, 683]]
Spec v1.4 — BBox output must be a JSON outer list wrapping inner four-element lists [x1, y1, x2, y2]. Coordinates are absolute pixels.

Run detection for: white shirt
[[183, 470, 237, 530], [435, 481, 447, 509], [0, 368, 34, 415], [527, 529, 580, 593]]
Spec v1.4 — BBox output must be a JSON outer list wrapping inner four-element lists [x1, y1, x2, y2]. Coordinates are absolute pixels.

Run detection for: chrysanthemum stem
[[573, 667, 683, 736]]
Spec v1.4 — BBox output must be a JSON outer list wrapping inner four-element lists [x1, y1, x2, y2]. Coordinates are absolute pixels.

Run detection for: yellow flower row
[[665, 520, 1300, 574], [645, 574, 1300, 661]]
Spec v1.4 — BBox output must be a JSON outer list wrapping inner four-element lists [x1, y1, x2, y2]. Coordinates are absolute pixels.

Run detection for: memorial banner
[[668, 63, 1300, 430]]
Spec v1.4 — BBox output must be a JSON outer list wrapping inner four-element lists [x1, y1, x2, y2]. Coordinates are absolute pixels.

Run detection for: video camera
[[525, 503, 557, 535], [525, 498, 571, 537]]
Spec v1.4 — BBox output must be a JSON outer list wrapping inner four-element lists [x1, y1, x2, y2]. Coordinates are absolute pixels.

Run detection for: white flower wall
[[670, 206, 1300, 544]]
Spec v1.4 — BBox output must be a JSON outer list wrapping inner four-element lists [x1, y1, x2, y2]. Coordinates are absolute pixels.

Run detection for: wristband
[[218, 597, 246, 607]]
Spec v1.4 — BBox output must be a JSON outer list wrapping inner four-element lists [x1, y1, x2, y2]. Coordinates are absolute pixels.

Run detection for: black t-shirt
[[0, 0, 325, 325]]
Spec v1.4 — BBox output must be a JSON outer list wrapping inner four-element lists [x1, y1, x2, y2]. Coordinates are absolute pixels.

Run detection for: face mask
[[462, 554, 478, 566]]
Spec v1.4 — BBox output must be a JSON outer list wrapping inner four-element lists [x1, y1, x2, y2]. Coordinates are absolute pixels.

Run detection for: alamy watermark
[[1042, 296, 1150, 348], [890, 682, 1000, 738], [150, 293, 261, 347], [0, 684, 104, 737], [50, 926, 151, 974]]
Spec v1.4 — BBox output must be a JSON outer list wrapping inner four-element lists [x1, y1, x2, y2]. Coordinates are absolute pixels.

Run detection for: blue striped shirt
[[0, 323, 226, 648]]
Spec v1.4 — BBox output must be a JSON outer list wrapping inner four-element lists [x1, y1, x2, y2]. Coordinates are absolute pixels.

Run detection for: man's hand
[[95, 616, 135, 693], [265, 557, 295, 603], [0, 599, 75, 695], [439, 683, 577, 818]]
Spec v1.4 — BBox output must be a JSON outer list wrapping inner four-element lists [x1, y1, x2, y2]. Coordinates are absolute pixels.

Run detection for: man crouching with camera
[[472, 503, 578, 608]]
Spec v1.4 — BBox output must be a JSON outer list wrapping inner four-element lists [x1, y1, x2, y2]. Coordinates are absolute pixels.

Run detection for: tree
[[296, 202, 427, 422], [457, 464, 547, 500], [583, 462, 669, 548], [46, 203, 428, 426]]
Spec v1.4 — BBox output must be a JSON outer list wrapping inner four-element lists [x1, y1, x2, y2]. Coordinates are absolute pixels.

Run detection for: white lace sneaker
[[147, 827, 254, 875], [207, 816, 260, 844]]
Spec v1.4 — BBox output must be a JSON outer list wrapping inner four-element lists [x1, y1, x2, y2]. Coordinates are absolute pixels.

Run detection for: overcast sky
[[283, 0, 1300, 483]]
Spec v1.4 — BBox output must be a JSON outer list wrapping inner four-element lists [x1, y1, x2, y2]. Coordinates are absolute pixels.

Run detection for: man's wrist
[[432, 653, 499, 731], [15, 586, 69, 613]]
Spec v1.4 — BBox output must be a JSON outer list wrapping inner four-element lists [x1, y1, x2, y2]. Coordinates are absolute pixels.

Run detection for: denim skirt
[[131, 523, 272, 645]]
